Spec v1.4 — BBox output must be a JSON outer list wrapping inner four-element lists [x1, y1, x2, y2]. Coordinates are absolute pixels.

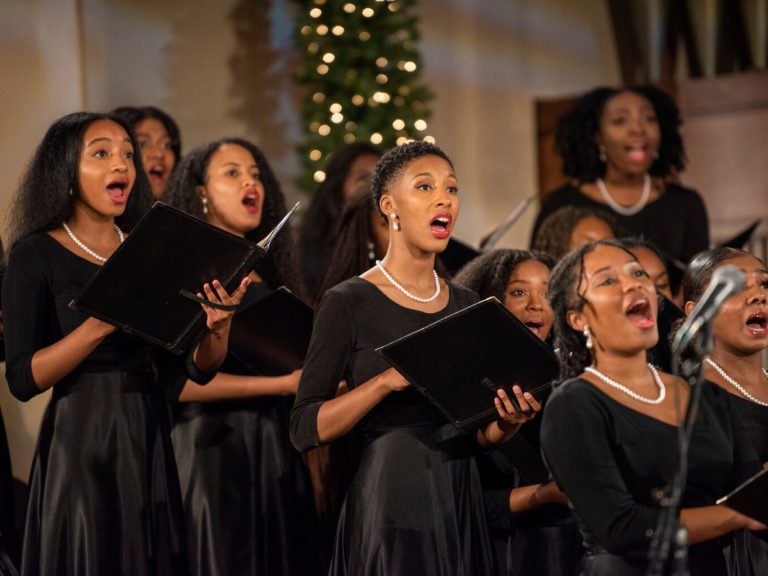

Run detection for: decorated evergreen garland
[[292, 0, 434, 192]]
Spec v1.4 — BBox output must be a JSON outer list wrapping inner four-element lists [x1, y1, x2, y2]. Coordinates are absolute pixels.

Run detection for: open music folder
[[376, 297, 560, 434]]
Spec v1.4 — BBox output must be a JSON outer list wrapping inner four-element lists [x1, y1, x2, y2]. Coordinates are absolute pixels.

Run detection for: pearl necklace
[[62, 222, 124, 263], [375, 260, 441, 303], [585, 363, 666, 405], [705, 357, 768, 407], [596, 173, 651, 216]]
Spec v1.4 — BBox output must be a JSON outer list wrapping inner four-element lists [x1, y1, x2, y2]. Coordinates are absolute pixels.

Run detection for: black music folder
[[717, 468, 768, 524], [648, 295, 686, 373], [70, 202, 297, 354], [717, 219, 761, 250], [228, 286, 314, 375], [376, 297, 560, 434]]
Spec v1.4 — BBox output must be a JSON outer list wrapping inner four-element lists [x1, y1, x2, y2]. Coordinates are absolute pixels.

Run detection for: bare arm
[[315, 367, 408, 444], [681, 506, 766, 544], [509, 480, 568, 516], [192, 278, 250, 374], [178, 369, 301, 402], [29, 317, 116, 392]]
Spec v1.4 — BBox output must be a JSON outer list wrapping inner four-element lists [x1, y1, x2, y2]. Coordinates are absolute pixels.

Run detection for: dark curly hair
[[548, 238, 640, 381], [371, 141, 454, 217], [299, 143, 381, 297], [556, 85, 686, 183], [7, 111, 153, 250], [165, 137, 302, 297], [112, 105, 182, 163], [454, 249, 554, 301], [681, 247, 761, 304], [532, 205, 622, 261]]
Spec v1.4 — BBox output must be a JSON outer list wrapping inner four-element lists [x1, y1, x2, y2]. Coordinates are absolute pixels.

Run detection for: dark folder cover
[[70, 202, 262, 354], [717, 219, 761, 250], [376, 297, 560, 434], [228, 286, 314, 375], [717, 468, 768, 524]]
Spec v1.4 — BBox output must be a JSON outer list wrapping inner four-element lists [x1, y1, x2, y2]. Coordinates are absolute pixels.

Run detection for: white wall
[[418, 0, 621, 249]]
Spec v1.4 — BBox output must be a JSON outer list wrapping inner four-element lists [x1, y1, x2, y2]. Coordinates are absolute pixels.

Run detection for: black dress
[[171, 282, 321, 576], [480, 430, 582, 576], [3, 233, 191, 576], [0, 409, 18, 576], [531, 183, 709, 267], [541, 378, 760, 576], [290, 277, 495, 575], [722, 391, 768, 576]]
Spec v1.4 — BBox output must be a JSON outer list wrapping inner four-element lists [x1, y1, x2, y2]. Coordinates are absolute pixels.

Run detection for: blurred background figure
[[299, 143, 382, 298], [113, 106, 182, 200]]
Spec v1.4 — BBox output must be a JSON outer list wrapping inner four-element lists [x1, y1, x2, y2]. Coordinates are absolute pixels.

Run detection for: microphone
[[672, 265, 745, 354]]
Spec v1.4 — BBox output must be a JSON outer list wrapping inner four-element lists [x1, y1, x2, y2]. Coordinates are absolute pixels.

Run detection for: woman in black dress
[[541, 239, 764, 575], [531, 85, 708, 281], [2, 112, 247, 576], [455, 249, 582, 576], [166, 137, 320, 576], [112, 105, 181, 199], [681, 247, 768, 575], [299, 143, 381, 298], [291, 141, 540, 575]]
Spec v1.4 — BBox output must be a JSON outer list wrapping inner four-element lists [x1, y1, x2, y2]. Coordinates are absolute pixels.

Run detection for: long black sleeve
[[290, 287, 356, 451], [3, 238, 56, 401], [541, 382, 660, 559]]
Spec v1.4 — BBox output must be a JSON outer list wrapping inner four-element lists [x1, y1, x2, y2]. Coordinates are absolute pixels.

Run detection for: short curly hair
[[556, 85, 686, 183], [532, 205, 622, 261], [454, 249, 554, 302], [371, 141, 453, 218]]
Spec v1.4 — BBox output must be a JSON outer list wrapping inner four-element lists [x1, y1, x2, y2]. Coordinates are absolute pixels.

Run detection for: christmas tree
[[292, 0, 435, 192]]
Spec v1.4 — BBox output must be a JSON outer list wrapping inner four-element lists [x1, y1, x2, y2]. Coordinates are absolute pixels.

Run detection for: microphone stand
[[646, 322, 713, 576]]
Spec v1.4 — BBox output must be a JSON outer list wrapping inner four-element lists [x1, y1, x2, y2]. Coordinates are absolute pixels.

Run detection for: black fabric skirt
[[497, 521, 582, 576], [172, 396, 321, 576], [330, 425, 495, 576], [725, 529, 768, 576], [20, 371, 186, 576]]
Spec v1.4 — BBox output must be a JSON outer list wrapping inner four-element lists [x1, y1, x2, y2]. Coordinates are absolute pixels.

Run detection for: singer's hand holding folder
[[376, 297, 560, 434], [69, 202, 297, 354]]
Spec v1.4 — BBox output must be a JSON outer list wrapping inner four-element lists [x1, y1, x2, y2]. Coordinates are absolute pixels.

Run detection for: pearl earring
[[598, 145, 606, 163], [201, 197, 209, 215], [390, 213, 400, 232], [583, 325, 593, 350]]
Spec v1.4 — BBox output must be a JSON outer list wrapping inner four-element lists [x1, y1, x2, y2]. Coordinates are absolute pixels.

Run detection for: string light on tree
[[293, 0, 434, 191]]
